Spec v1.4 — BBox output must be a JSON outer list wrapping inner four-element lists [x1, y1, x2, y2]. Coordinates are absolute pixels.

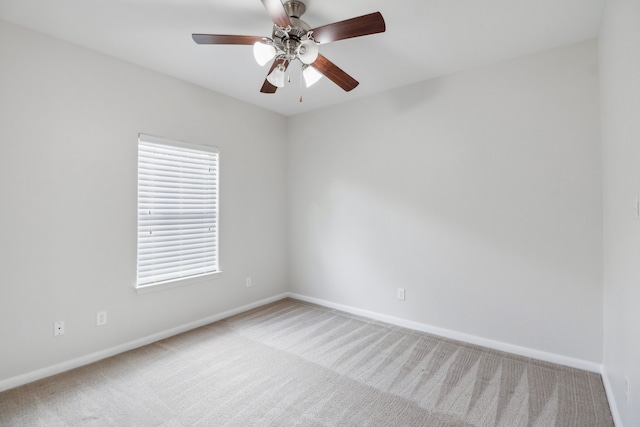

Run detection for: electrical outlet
[[54, 321, 65, 336], [246, 277, 252, 287], [397, 288, 405, 301], [636, 194, 639, 219], [97, 311, 107, 326]]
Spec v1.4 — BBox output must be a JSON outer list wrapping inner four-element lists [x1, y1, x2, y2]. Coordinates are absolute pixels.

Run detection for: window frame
[[135, 134, 221, 294]]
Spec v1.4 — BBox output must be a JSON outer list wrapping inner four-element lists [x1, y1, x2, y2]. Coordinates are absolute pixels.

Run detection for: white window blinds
[[137, 134, 219, 287]]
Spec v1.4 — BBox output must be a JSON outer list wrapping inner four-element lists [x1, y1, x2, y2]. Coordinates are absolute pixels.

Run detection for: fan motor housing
[[287, 17, 311, 40], [271, 1, 313, 60], [274, 0, 311, 42]]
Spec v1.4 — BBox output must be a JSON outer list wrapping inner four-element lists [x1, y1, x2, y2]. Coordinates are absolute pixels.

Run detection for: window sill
[[135, 271, 222, 294]]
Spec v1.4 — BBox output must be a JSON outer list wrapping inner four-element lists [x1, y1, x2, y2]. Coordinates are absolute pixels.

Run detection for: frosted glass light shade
[[303, 66, 323, 87], [253, 42, 276, 66], [297, 40, 319, 65], [267, 64, 286, 87]]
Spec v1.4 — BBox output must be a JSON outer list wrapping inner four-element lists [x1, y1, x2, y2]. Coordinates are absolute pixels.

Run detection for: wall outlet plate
[[97, 311, 107, 326], [397, 288, 405, 300], [246, 277, 252, 287], [54, 321, 65, 336]]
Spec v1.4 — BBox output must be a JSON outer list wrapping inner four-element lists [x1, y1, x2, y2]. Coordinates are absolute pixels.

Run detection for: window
[[137, 134, 219, 291]]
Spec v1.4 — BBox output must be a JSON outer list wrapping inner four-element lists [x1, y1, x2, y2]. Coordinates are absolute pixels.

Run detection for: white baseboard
[[601, 365, 624, 427], [1, 291, 604, 394], [286, 292, 602, 373], [0, 293, 289, 393]]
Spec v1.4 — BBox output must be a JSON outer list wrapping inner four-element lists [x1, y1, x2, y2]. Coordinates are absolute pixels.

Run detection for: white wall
[[0, 20, 288, 384], [600, 0, 640, 425], [288, 40, 603, 364]]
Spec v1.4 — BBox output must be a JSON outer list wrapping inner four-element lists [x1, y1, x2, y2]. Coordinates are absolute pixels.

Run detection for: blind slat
[[139, 235, 217, 247], [138, 256, 218, 274], [139, 244, 216, 261]]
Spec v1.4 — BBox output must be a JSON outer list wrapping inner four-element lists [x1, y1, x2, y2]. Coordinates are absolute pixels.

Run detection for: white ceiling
[[0, 0, 605, 116]]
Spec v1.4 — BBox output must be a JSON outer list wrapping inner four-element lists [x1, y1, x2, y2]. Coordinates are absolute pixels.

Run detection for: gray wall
[[287, 40, 603, 364], [600, 0, 640, 425], [0, 21, 288, 383]]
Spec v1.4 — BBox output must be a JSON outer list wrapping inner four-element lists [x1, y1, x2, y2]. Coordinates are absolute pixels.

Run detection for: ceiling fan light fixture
[[267, 63, 286, 87], [253, 40, 276, 66], [297, 40, 319, 65], [302, 65, 323, 87], [192, 2, 386, 95]]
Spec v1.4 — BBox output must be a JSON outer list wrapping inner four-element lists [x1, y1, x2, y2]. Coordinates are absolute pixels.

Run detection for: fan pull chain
[[299, 64, 303, 103]]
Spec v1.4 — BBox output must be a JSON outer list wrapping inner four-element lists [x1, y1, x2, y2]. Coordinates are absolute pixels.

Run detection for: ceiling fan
[[192, 0, 386, 94]]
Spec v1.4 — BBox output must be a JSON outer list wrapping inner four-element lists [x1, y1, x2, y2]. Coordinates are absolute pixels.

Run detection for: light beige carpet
[[0, 298, 613, 426]]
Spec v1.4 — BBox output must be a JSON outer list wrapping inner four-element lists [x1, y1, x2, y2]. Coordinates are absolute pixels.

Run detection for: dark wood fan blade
[[311, 12, 385, 44], [260, 58, 290, 93], [310, 54, 359, 92], [260, 0, 291, 28], [192, 34, 265, 45]]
